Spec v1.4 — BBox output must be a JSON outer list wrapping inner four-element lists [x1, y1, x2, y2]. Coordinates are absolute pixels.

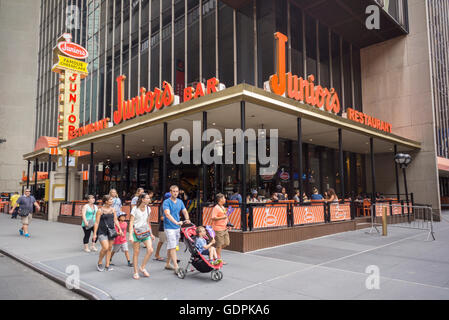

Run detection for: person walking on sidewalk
[[129, 193, 155, 279], [131, 188, 145, 210], [211, 193, 230, 265], [81, 195, 98, 252], [93, 195, 123, 272], [163, 185, 191, 275], [10, 192, 20, 219], [110, 212, 133, 267], [109, 188, 123, 218], [154, 192, 171, 262], [9, 189, 40, 238]]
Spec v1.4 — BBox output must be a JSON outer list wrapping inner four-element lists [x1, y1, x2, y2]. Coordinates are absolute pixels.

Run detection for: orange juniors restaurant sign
[[268, 32, 392, 134]]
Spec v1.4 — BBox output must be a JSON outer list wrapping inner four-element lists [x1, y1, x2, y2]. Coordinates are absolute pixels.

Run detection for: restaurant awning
[[58, 84, 420, 164]]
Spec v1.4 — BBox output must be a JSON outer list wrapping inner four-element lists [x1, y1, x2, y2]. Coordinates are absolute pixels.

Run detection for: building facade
[[0, 0, 40, 193], [28, 0, 448, 214]]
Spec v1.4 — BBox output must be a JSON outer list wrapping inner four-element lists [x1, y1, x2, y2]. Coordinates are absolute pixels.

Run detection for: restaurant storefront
[[19, 0, 429, 251]]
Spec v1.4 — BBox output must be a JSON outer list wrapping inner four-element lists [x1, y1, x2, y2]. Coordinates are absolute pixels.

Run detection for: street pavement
[[1, 212, 449, 300], [0, 253, 85, 300]]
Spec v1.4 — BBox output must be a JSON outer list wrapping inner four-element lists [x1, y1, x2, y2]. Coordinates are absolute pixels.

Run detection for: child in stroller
[[177, 224, 223, 281], [195, 226, 221, 265]]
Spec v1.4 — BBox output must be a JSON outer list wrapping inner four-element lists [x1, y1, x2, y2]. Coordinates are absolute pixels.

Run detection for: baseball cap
[[117, 211, 126, 218]]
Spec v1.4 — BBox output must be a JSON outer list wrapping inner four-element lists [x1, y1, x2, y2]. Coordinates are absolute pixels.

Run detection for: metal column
[[394, 144, 400, 201], [26, 160, 30, 189], [89, 143, 94, 195], [162, 122, 168, 195], [338, 128, 345, 200], [241, 101, 247, 231], [297, 118, 303, 204], [34, 158, 39, 197], [121, 134, 125, 197], [202, 112, 207, 202], [370, 138, 376, 204], [65, 150, 69, 202]]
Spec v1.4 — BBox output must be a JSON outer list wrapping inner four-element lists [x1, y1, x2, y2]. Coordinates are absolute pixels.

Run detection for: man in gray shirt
[[9, 189, 40, 238]]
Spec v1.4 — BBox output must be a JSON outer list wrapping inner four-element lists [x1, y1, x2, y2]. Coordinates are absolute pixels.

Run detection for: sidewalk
[[1, 212, 449, 300]]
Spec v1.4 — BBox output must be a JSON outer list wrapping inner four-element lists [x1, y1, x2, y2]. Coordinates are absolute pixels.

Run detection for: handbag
[[84, 205, 97, 230], [85, 218, 95, 230], [103, 212, 117, 239], [134, 207, 152, 240], [107, 224, 118, 239]]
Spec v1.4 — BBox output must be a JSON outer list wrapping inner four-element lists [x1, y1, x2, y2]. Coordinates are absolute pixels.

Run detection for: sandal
[[133, 273, 140, 280], [164, 265, 175, 270], [139, 267, 150, 277], [153, 257, 165, 261]]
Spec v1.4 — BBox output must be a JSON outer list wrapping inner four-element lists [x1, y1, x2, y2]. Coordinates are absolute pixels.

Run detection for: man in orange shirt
[[211, 193, 230, 265]]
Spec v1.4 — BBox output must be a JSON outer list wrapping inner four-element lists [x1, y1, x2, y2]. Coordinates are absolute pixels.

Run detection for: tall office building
[[0, 0, 40, 193]]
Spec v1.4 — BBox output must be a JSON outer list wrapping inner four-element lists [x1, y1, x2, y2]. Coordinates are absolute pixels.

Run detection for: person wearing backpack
[[81, 195, 98, 252], [9, 189, 40, 238]]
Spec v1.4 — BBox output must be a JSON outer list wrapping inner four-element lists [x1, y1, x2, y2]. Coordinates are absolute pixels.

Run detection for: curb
[[0, 248, 113, 300]]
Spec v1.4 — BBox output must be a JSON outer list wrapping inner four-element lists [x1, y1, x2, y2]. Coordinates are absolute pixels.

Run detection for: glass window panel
[[342, 39, 352, 110], [352, 45, 363, 112], [331, 31, 341, 102], [319, 23, 330, 89], [174, 0, 185, 99], [237, 3, 254, 85], [218, 1, 234, 88], [305, 15, 317, 78], [257, 0, 275, 87], [290, 4, 303, 78], [161, 9, 172, 83], [187, 0, 199, 84], [202, 0, 216, 81]]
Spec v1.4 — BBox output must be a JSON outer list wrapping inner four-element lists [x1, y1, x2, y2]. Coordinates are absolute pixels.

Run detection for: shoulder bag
[[134, 207, 152, 240]]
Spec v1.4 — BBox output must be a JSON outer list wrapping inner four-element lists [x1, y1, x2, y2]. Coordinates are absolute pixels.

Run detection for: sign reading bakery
[[52, 33, 89, 143], [266, 32, 392, 134]]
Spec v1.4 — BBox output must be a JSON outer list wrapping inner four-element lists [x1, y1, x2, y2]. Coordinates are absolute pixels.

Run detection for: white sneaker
[[90, 246, 97, 252], [83, 247, 91, 253]]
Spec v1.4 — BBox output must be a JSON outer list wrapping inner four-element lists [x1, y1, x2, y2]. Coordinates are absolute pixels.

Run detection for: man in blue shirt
[[163, 185, 191, 274], [230, 187, 242, 203], [9, 189, 40, 238]]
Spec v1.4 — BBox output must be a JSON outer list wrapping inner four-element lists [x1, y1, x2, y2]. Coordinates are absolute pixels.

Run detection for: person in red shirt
[[211, 193, 230, 265], [110, 212, 133, 267]]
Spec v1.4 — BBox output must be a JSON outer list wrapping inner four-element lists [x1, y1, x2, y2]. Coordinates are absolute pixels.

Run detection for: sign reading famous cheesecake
[[52, 33, 89, 143]]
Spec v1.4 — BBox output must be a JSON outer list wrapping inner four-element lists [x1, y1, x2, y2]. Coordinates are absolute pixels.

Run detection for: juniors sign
[[267, 32, 392, 133], [113, 75, 221, 125], [268, 32, 341, 114], [52, 33, 88, 143]]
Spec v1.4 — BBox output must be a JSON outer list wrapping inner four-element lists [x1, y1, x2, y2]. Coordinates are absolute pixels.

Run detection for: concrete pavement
[[1, 212, 449, 300]]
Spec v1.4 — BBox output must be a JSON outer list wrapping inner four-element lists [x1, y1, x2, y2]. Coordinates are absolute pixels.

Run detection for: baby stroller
[[177, 224, 223, 281]]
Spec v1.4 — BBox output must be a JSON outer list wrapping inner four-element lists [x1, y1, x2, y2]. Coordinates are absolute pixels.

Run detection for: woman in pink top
[[211, 193, 230, 265]]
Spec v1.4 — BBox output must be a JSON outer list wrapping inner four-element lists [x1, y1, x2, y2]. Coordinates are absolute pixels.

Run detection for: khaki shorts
[[214, 230, 230, 248], [158, 230, 167, 242], [21, 214, 32, 225]]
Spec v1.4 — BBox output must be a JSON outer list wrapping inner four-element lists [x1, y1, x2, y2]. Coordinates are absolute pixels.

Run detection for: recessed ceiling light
[[141, 139, 145, 143], [212, 122, 216, 125], [116, 145, 120, 148], [309, 139, 313, 142]]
